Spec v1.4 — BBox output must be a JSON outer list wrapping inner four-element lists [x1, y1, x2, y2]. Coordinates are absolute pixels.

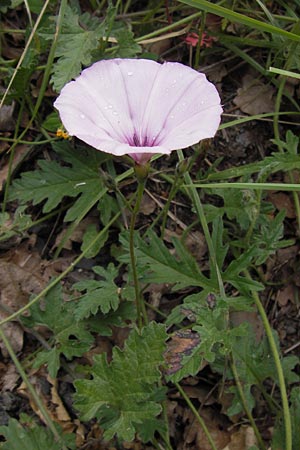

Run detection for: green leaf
[[0, 417, 75, 450], [252, 210, 293, 265], [272, 386, 300, 450], [74, 322, 167, 442], [9, 141, 105, 219], [44, 5, 108, 91], [203, 151, 300, 182], [118, 230, 215, 290], [179, 0, 300, 42], [73, 263, 122, 319], [0, 206, 33, 242], [216, 330, 299, 416], [81, 224, 109, 258], [114, 28, 142, 57], [165, 329, 205, 383], [22, 284, 94, 378], [211, 217, 229, 269]]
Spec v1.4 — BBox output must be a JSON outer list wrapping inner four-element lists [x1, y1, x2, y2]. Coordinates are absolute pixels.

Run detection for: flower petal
[[54, 59, 222, 162]]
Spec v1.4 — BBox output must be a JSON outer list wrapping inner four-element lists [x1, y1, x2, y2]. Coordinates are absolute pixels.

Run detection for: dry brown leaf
[[183, 407, 231, 450], [276, 284, 295, 306], [222, 426, 257, 450], [52, 216, 99, 250], [139, 193, 156, 215], [268, 192, 295, 218], [0, 362, 19, 392], [18, 373, 75, 433], [0, 144, 30, 191], [0, 102, 15, 131], [164, 330, 206, 376], [233, 74, 275, 115], [230, 310, 264, 343]]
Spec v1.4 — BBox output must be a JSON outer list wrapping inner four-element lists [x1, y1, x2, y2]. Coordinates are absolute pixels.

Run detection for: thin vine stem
[[0, 325, 68, 449], [244, 269, 292, 450], [175, 382, 217, 450]]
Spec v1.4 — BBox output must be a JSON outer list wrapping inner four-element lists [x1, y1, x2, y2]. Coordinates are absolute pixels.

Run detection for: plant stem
[[177, 150, 226, 298], [244, 269, 292, 450], [175, 382, 217, 450], [129, 177, 148, 330], [230, 356, 266, 450], [0, 325, 68, 449]]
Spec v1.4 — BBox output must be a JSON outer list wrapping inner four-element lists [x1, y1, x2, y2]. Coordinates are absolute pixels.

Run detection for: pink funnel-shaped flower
[[54, 59, 222, 165]]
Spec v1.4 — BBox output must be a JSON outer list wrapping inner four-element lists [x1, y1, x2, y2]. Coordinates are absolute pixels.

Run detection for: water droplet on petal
[[113, 111, 118, 115], [127, 71, 133, 76], [170, 114, 174, 119], [80, 113, 85, 119], [108, 104, 113, 109]]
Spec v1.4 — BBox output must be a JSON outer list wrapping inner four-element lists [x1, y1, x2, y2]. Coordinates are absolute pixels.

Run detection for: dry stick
[[0, 325, 68, 449]]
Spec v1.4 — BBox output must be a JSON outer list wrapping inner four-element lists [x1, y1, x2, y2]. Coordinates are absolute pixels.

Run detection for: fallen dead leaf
[[222, 426, 257, 450], [268, 192, 295, 218], [139, 193, 156, 215], [0, 144, 30, 191], [233, 73, 275, 115], [276, 284, 295, 306], [53, 216, 99, 250], [0, 362, 19, 392], [182, 407, 231, 450]]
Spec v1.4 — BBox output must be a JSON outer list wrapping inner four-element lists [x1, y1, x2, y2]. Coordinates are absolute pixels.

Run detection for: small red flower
[[184, 32, 216, 48]]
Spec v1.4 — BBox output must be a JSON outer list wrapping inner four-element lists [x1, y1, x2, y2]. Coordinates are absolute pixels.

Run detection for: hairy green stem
[[244, 270, 292, 450], [175, 382, 217, 450], [160, 172, 182, 239], [0, 325, 67, 449], [129, 177, 148, 329], [230, 356, 266, 450], [177, 150, 226, 298]]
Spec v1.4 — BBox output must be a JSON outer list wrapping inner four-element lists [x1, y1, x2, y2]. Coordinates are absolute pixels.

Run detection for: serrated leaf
[[47, 5, 108, 91], [252, 209, 292, 265], [114, 28, 142, 57], [118, 230, 215, 290], [74, 322, 167, 442], [165, 329, 205, 383], [22, 284, 94, 377], [0, 418, 75, 450], [216, 329, 299, 415], [81, 224, 108, 258], [73, 263, 121, 319], [9, 141, 105, 218]]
